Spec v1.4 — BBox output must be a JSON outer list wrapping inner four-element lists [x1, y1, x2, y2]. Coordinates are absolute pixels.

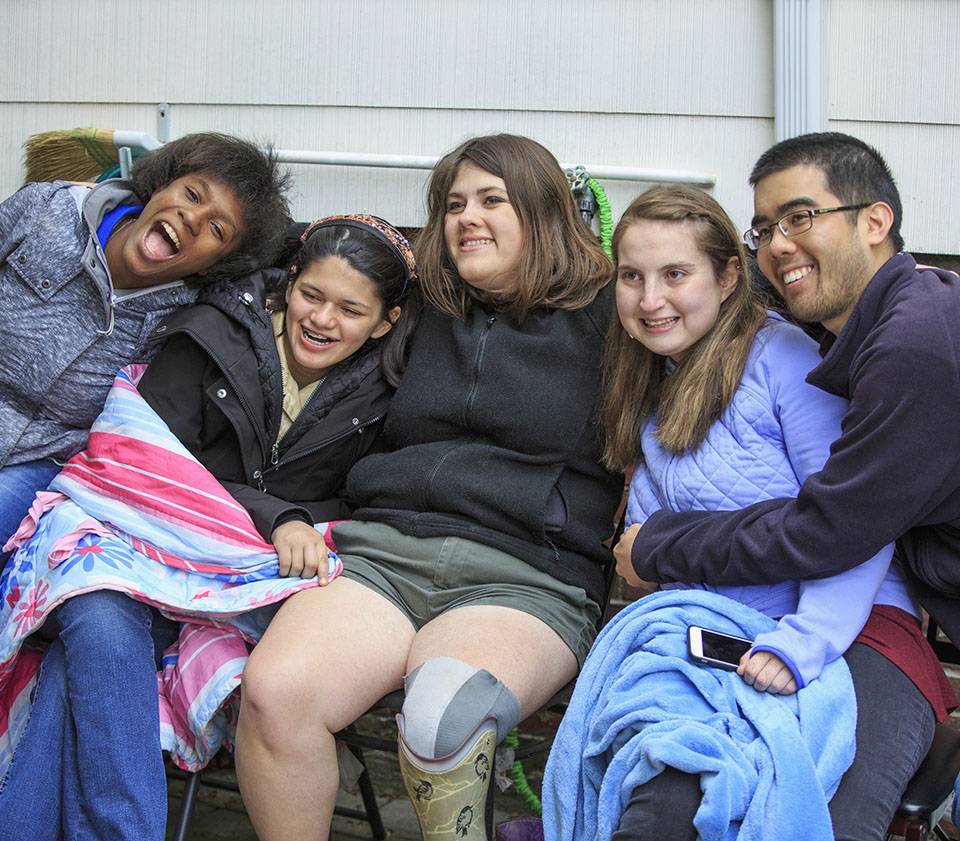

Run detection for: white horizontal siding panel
[[131, 104, 771, 232], [0, 101, 770, 236], [0, 101, 168, 193], [5, 0, 770, 116], [830, 0, 960, 124], [601, 0, 773, 118], [830, 119, 960, 255]]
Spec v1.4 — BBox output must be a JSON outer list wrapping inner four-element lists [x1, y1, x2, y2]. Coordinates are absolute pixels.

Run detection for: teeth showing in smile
[[302, 327, 335, 346], [783, 265, 813, 285], [643, 317, 679, 328], [461, 238, 492, 247], [160, 221, 180, 252]]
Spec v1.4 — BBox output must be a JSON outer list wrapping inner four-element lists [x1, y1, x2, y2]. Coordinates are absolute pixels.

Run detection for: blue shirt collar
[[96, 204, 143, 248]]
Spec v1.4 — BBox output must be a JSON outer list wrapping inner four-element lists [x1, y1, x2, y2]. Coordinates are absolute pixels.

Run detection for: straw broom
[[22, 127, 161, 184]]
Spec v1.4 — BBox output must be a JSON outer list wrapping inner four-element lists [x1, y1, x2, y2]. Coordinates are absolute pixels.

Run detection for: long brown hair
[[415, 134, 612, 323], [601, 185, 766, 470]]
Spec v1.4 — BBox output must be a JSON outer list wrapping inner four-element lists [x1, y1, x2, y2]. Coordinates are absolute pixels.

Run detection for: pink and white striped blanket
[[0, 365, 342, 772]]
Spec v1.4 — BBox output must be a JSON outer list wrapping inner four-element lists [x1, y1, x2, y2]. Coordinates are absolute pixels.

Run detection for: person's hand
[[613, 523, 658, 592], [271, 520, 331, 583], [738, 649, 798, 695]]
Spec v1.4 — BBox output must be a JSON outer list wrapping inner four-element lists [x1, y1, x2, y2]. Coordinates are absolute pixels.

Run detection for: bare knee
[[240, 645, 323, 749]]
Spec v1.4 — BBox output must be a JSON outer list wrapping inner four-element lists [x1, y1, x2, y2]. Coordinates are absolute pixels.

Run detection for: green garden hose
[[565, 165, 614, 262], [587, 177, 614, 261], [504, 728, 543, 815]]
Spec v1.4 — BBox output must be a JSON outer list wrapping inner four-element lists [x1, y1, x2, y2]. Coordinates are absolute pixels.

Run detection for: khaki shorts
[[333, 520, 601, 667]]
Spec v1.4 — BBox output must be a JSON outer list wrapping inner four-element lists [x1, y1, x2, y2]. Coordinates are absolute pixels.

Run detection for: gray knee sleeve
[[398, 656, 522, 759]]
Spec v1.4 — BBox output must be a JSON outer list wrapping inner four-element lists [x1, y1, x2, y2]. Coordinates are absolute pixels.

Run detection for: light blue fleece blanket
[[542, 590, 856, 841]]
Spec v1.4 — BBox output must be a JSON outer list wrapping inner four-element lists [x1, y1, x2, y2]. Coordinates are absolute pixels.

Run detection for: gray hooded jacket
[[0, 179, 195, 466]]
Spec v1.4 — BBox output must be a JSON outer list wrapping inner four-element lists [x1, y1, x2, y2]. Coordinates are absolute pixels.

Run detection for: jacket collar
[[806, 252, 916, 399], [79, 179, 144, 288], [77, 179, 180, 333], [162, 268, 388, 445]]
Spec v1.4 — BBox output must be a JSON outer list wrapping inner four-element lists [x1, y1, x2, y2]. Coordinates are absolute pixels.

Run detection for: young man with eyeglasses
[[616, 131, 960, 840]]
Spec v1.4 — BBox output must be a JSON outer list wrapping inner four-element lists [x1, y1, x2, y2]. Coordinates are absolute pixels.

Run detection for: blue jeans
[[612, 643, 936, 841], [0, 459, 62, 565], [0, 590, 179, 841]]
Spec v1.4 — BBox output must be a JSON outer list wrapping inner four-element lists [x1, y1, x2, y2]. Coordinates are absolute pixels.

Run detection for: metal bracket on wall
[[157, 103, 170, 144], [118, 146, 134, 179]]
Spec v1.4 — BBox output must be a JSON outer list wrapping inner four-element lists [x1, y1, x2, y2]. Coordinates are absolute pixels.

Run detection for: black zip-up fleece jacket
[[138, 269, 393, 541], [347, 283, 624, 605], [630, 253, 960, 645]]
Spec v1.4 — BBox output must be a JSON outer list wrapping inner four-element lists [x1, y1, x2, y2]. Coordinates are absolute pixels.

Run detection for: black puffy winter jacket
[[138, 269, 393, 541]]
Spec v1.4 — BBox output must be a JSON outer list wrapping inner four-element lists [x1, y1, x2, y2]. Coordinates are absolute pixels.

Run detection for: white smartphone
[[687, 625, 753, 670]]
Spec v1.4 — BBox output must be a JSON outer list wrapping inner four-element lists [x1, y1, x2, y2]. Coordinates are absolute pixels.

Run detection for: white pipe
[[774, 0, 826, 141], [273, 149, 716, 187], [570, 163, 715, 186], [111, 130, 161, 152], [275, 150, 438, 171]]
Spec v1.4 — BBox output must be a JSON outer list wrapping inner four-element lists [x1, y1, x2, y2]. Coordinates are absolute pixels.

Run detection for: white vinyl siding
[[2, 0, 956, 254]]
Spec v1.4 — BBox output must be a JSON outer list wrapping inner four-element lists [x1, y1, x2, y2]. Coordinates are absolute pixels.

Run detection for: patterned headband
[[299, 214, 418, 297]]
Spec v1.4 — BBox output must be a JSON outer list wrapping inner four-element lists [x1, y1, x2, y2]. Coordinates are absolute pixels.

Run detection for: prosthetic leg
[[396, 657, 521, 841]]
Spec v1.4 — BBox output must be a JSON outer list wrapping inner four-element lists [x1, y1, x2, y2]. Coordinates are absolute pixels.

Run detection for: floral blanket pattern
[[0, 365, 341, 772]]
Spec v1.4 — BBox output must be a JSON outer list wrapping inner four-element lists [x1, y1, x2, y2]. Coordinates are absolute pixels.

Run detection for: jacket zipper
[[425, 314, 496, 510], [464, 314, 497, 423], [256, 442, 282, 490], [259, 410, 386, 482], [98, 281, 188, 337], [114, 280, 186, 303]]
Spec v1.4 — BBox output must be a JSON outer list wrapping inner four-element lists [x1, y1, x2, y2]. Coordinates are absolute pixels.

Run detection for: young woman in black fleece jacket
[[236, 135, 624, 841]]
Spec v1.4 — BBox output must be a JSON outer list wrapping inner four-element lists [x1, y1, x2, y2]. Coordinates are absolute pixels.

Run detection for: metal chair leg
[[169, 771, 202, 841], [933, 822, 953, 841], [350, 743, 386, 840]]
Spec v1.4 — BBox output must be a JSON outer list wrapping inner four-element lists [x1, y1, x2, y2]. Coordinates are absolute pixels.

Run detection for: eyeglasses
[[742, 204, 871, 251]]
